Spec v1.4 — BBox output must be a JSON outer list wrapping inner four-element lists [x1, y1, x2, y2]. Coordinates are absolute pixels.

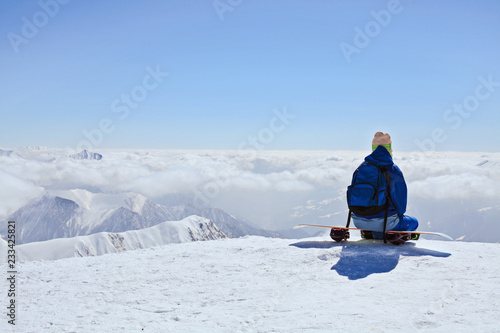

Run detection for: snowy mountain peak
[[5, 193, 81, 244], [123, 193, 149, 214], [54, 188, 94, 210], [0, 149, 18, 157], [20, 146, 48, 151], [69, 150, 103, 160]]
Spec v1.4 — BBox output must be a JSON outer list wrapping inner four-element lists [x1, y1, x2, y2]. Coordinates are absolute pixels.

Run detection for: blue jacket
[[359, 146, 407, 218]]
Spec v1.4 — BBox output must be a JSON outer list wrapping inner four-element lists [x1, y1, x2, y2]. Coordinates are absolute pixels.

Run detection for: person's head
[[372, 132, 393, 155]]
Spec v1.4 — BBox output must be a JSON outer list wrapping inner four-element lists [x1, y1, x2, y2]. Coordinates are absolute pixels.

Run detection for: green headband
[[372, 144, 392, 151], [372, 144, 393, 156]]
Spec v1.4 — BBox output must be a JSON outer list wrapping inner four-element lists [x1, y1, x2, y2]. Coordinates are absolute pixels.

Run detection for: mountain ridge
[[4, 215, 226, 261]]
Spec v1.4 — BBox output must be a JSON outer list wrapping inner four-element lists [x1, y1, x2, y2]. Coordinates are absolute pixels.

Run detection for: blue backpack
[[345, 162, 392, 236]]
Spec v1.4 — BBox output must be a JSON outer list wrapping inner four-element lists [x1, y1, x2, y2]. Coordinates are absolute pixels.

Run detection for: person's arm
[[390, 165, 407, 215]]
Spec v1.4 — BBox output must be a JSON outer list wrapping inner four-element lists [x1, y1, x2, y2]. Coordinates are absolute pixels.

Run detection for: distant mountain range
[[2, 189, 305, 246]]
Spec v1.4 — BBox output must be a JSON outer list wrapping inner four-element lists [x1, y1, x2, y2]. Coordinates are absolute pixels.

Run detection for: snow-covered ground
[[1, 235, 498, 332]]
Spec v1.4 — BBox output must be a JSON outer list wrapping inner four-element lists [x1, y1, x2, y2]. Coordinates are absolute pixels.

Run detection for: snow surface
[[1, 235, 499, 332]]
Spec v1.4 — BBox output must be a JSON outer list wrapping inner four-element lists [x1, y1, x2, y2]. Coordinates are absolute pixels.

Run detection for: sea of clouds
[[0, 148, 499, 242]]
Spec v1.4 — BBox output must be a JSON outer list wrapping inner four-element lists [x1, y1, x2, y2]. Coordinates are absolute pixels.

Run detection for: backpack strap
[[382, 167, 391, 243], [345, 209, 352, 228]]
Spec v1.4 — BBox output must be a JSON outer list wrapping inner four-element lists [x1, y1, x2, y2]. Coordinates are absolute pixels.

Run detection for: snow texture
[[1, 235, 499, 332]]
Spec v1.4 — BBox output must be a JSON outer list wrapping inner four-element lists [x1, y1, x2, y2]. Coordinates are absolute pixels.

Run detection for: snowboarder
[[348, 132, 419, 241]]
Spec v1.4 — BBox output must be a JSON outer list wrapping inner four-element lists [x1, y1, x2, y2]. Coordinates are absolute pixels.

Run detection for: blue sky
[[1, 0, 499, 152]]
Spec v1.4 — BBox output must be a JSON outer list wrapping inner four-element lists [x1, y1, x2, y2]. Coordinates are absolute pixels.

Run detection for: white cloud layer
[[0, 168, 44, 217], [1, 149, 499, 242]]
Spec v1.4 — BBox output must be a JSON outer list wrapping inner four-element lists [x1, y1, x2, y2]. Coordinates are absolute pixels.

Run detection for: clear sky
[[1, 0, 499, 152]]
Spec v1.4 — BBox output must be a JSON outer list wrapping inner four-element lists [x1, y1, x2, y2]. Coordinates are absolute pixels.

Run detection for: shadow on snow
[[289, 240, 451, 280]]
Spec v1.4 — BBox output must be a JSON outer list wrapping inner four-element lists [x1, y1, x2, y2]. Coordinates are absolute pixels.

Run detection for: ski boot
[[360, 230, 374, 239], [410, 233, 420, 240], [386, 233, 411, 245], [330, 228, 349, 242]]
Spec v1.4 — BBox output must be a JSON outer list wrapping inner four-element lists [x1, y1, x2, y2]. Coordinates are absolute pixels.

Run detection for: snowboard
[[293, 224, 453, 241]]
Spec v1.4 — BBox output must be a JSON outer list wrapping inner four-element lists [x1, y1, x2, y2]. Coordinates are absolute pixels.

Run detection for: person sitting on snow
[[348, 132, 419, 243]]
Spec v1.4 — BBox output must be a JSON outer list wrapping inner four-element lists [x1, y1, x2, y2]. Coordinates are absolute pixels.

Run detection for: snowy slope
[[1, 235, 499, 332], [15, 216, 226, 261]]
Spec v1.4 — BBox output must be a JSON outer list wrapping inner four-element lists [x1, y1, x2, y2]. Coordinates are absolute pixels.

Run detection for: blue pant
[[372, 215, 419, 239], [392, 215, 419, 232]]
